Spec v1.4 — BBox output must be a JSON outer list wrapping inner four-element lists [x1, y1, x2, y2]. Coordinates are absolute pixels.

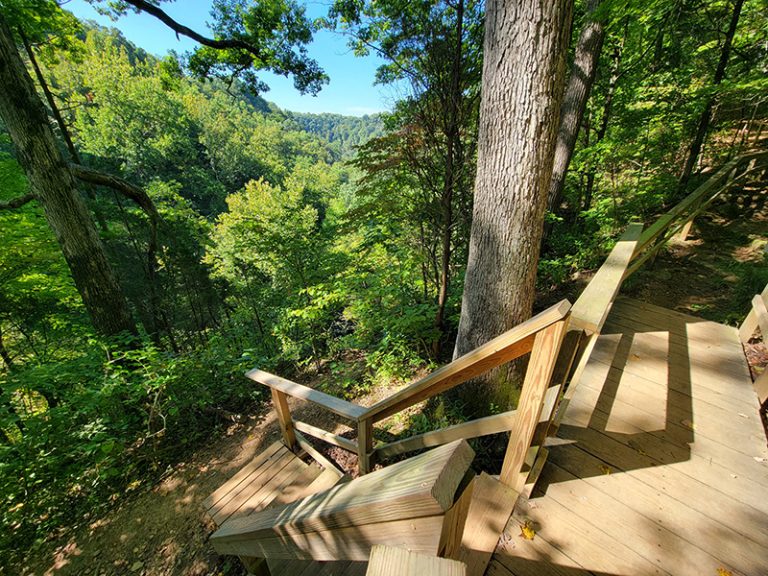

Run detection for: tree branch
[[69, 163, 160, 286], [0, 193, 35, 210], [121, 0, 266, 58]]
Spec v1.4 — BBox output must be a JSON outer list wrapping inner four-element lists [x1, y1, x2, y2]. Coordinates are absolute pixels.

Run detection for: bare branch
[[0, 193, 35, 210], [121, 0, 267, 58]]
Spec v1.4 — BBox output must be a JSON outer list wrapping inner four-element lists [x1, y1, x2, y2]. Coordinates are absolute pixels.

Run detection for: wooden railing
[[244, 150, 767, 486], [626, 150, 768, 277], [247, 298, 570, 486], [740, 283, 768, 407]]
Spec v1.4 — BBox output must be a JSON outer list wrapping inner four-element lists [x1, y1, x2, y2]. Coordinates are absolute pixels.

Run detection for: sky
[[62, 0, 401, 116]]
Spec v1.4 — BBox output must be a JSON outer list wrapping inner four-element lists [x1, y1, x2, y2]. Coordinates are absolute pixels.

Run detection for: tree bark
[[452, 0, 572, 415], [0, 15, 137, 338], [677, 0, 745, 195], [19, 28, 109, 231], [546, 0, 606, 216]]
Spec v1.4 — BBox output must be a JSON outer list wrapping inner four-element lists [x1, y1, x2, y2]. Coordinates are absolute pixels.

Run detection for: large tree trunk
[[677, 0, 745, 195], [546, 0, 606, 216], [452, 0, 572, 415], [0, 15, 136, 338]]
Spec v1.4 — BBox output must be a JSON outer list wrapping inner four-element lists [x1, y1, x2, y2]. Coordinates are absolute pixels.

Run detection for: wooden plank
[[302, 467, 346, 496], [674, 217, 695, 241], [261, 462, 325, 511], [564, 389, 768, 485], [375, 386, 560, 460], [294, 420, 357, 453], [438, 472, 475, 559], [272, 389, 296, 450], [361, 300, 571, 424], [211, 449, 297, 524], [538, 459, 763, 576], [493, 519, 594, 576], [212, 514, 447, 561], [752, 292, 768, 338], [204, 441, 285, 513], [294, 430, 345, 478], [548, 443, 768, 576], [509, 494, 672, 575], [454, 473, 519, 576], [219, 456, 308, 523], [628, 152, 767, 277], [740, 284, 768, 341], [586, 330, 757, 411], [553, 423, 768, 547], [754, 369, 768, 406], [500, 320, 568, 489], [570, 223, 642, 334], [246, 368, 367, 421], [573, 357, 767, 456], [212, 440, 475, 544], [367, 545, 466, 576], [357, 418, 373, 475], [521, 446, 548, 499]]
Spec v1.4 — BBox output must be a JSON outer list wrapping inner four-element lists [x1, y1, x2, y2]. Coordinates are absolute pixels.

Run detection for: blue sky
[[62, 0, 400, 116]]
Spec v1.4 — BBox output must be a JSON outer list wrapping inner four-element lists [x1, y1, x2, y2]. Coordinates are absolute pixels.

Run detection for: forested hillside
[[1, 0, 766, 572], [284, 111, 384, 158]]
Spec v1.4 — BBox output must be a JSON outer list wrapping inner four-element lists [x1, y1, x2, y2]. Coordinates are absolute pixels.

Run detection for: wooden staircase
[[203, 151, 768, 576]]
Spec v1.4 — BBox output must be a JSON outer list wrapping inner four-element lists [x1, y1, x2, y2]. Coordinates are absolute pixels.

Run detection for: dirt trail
[[20, 188, 766, 576]]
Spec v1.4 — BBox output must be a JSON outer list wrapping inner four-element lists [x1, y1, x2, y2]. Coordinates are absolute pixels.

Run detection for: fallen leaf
[[600, 465, 612, 475], [520, 520, 536, 541], [717, 568, 733, 576], [130, 561, 144, 572]]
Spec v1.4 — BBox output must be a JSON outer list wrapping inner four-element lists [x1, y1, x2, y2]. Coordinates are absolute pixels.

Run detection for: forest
[[0, 0, 766, 572]]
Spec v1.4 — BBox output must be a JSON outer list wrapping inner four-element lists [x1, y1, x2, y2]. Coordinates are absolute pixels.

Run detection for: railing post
[[499, 319, 568, 491], [358, 418, 373, 475], [271, 389, 296, 451]]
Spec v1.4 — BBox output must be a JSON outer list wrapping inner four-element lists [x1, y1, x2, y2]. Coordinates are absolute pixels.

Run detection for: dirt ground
[[19, 189, 767, 576]]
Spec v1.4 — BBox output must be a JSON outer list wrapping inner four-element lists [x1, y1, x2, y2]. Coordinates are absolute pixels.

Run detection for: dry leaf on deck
[[520, 520, 536, 541]]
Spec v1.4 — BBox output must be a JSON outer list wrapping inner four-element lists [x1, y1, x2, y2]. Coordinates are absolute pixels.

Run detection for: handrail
[[245, 368, 367, 421], [360, 299, 572, 424], [627, 150, 768, 277], [569, 223, 643, 335]]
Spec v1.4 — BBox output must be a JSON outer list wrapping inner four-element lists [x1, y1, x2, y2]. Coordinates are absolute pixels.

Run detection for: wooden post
[[739, 284, 768, 343], [675, 218, 695, 242], [499, 320, 567, 490], [271, 389, 296, 450], [358, 418, 373, 475]]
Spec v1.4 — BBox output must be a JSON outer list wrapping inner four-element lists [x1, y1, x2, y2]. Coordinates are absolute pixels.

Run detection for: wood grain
[[361, 300, 571, 423], [246, 368, 367, 421], [367, 545, 466, 576], [211, 440, 474, 547], [499, 320, 568, 489], [569, 223, 642, 334], [454, 473, 518, 576]]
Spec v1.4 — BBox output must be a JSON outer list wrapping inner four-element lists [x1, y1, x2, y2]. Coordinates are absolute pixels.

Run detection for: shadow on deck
[[490, 297, 768, 576]]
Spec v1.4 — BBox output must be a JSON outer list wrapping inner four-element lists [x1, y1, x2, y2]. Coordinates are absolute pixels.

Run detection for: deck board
[[206, 440, 356, 575], [491, 297, 768, 576]]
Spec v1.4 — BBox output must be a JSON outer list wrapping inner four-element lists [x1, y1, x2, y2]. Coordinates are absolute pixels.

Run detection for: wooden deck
[[489, 297, 768, 576], [203, 441, 367, 575]]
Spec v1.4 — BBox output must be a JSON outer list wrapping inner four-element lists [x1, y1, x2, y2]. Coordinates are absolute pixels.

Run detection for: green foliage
[[284, 111, 384, 158], [88, 0, 327, 94]]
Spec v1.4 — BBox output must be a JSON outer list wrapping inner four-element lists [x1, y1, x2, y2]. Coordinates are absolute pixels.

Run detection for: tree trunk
[[677, 0, 745, 195], [432, 0, 465, 358], [546, 0, 606, 215], [0, 15, 136, 338], [452, 0, 572, 414], [19, 29, 110, 232]]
